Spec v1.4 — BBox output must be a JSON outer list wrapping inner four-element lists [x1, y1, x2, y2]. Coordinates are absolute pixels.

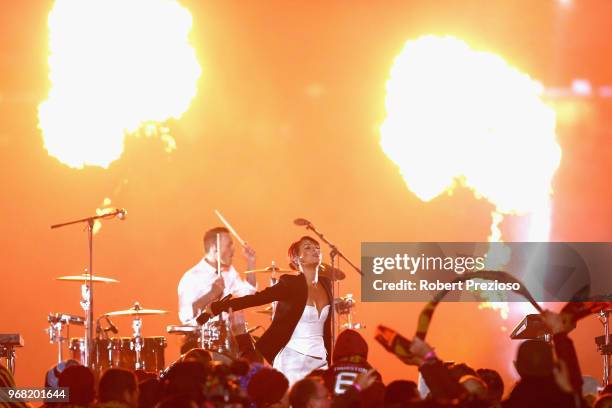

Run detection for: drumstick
[[216, 233, 221, 276], [214, 209, 247, 247]]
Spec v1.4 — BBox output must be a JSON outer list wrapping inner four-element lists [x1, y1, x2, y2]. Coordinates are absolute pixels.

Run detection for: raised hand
[[354, 368, 378, 390], [242, 243, 256, 270]]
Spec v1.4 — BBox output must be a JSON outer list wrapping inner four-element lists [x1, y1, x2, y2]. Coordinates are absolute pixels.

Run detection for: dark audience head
[[44, 359, 80, 388], [156, 394, 199, 408], [134, 369, 157, 383], [361, 380, 386, 408], [594, 394, 612, 408], [247, 367, 289, 407], [333, 329, 369, 363], [306, 368, 334, 393], [384, 380, 419, 406], [58, 365, 95, 405], [230, 358, 251, 377], [601, 384, 612, 395], [138, 377, 163, 408], [515, 339, 554, 379], [289, 377, 331, 408], [476, 368, 504, 403], [182, 347, 212, 366], [161, 361, 208, 405], [99, 368, 138, 407], [448, 363, 477, 383], [459, 375, 488, 401]]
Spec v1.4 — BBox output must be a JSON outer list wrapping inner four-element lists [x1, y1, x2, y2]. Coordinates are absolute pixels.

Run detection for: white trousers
[[272, 347, 328, 386]]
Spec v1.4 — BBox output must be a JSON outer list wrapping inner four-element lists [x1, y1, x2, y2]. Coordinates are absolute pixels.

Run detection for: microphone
[[101, 208, 127, 220], [294, 218, 311, 226], [104, 316, 119, 334], [116, 208, 127, 220]]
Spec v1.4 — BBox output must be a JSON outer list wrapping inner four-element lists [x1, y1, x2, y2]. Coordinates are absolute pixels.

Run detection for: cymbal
[[167, 325, 200, 334], [106, 302, 167, 317], [255, 306, 273, 315], [245, 266, 296, 274], [319, 263, 346, 281], [57, 274, 119, 283]]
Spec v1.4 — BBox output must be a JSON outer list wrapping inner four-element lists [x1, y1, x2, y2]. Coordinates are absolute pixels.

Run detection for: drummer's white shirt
[[178, 258, 256, 326]]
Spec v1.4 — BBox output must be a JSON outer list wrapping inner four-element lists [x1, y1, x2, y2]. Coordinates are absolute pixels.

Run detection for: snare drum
[[109, 337, 166, 373], [69, 338, 112, 370], [201, 320, 232, 353]]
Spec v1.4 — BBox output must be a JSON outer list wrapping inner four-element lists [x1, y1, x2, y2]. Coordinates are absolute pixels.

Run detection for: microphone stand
[[302, 223, 362, 277], [50, 209, 125, 369], [299, 221, 362, 362]]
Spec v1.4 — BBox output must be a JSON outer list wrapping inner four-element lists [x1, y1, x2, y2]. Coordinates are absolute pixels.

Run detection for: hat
[[333, 329, 368, 362]]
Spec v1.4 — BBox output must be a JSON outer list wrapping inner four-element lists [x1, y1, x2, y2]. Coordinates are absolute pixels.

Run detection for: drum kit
[[47, 274, 168, 373], [47, 262, 364, 374]]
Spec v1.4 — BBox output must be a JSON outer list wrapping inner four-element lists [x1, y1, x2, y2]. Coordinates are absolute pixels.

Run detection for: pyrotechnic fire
[[38, 0, 201, 168], [93, 197, 113, 235], [381, 35, 561, 318]]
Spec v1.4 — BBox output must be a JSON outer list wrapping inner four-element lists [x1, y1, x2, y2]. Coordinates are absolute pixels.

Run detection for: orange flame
[[381, 36, 561, 319], [38, 0, 201, 168], [92, 197, 113, 235]]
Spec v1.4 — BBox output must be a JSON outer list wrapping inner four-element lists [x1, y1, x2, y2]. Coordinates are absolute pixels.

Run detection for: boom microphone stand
[[51, 208, 126, 368]]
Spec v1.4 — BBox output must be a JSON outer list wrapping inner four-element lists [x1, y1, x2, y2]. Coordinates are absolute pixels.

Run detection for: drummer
[[178, 227, 257, 352]]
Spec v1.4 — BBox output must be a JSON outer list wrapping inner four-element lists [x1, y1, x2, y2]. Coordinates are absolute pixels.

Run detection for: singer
[[209, 236, 333, 386]]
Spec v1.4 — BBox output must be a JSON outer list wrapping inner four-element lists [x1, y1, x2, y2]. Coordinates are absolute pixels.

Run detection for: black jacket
[[502, 376, 577, 408], [211, 273, 333, 365]]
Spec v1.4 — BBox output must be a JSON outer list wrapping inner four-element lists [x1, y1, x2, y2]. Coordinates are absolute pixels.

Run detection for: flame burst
[[93, 197, 113, 235], [381, 36, 561, 318], [38, 0, 201, 168]]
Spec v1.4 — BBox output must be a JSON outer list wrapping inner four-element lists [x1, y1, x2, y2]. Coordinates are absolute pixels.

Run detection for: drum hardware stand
[[47, 313, 84, 364], [344, 294, 355, 329], [0, 345, 17, 374], [329, 247, 339, 349], [51, 208, 126, 369], [132, 317, 144, 370], [96, 316, 108, 340], [338, 294, 365, 330], [597, 310, 611, 386], [199, 322, 207, 350], [47, 320, 66, 364], [295, 219, 362, 361], [0, 334, 24, 375], [120, 302, 147, 371], [199, 234, 236, 354], [81, 274, 92, 366]]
